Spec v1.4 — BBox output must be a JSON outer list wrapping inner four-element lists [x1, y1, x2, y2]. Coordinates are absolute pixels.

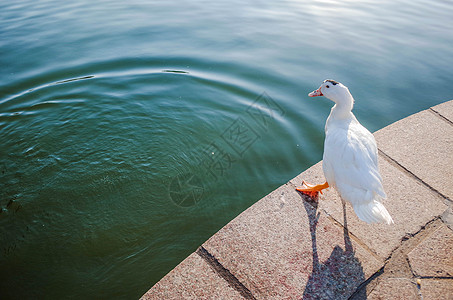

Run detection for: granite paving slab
[[367, 278, 419, 300], [431, 100, 453, 123], [374, 109, 453, 200], [407, 224, 453, 277], [140, 252, 244, 300], [202, 184, 382, 299], [420, 279, 453, 300]]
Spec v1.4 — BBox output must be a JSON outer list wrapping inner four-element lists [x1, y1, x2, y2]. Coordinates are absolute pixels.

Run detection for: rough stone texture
[[367, 278, 419, 300], [431, 100, 453, 123], [202, 184, 382, 300], [289, 158, 447, 259], [140, 253, 244, 300], [408, 224, 453, 277], [420, 279, 453, 300], [374, 109, 453, 200], [442, 204, 453, 231]]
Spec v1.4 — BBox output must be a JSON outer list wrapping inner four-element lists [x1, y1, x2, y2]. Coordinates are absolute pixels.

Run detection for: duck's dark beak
[[308, 87, 323, 97]]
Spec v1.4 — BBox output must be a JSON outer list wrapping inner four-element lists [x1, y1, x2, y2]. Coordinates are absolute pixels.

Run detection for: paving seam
[[377, 149, 450, 202], [348, 267, 384, 300], [404, 218, 444, 277], [429, 107, 453, 126], [428, 106, 453, 228], [323, 212, 382, 261], [396, 216, 442, 250], [351, 218, 443, 298], [195, 246, 256, 300]]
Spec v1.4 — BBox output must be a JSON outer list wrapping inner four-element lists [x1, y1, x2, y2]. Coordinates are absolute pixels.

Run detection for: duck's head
[[308, 79, 353, 104]]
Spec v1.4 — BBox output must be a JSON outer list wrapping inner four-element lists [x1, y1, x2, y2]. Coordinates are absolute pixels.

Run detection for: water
[[1, 0, 452, 298]]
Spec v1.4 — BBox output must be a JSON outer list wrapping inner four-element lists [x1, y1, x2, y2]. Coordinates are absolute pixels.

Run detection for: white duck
[[297, 79, 394, 224]]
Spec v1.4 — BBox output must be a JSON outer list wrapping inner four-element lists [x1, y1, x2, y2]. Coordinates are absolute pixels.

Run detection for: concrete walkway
[[141, 100, 453, 300]]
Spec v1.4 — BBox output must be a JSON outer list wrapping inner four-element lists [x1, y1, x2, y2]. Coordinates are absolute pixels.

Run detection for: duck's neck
[[330, 94, 354, 120]]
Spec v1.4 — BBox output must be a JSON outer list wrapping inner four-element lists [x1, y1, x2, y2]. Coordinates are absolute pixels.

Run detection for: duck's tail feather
[[353, 200, 394, 224]]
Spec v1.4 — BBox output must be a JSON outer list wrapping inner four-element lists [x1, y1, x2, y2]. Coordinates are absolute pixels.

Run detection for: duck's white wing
[[323, 121, 386, 206]]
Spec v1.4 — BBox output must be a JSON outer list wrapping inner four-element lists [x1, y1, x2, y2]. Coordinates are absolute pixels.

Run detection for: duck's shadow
[[299, 194, 367, 300]]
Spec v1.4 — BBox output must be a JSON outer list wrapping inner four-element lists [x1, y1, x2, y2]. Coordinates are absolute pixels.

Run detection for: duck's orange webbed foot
[[296, 181, 329, 200]]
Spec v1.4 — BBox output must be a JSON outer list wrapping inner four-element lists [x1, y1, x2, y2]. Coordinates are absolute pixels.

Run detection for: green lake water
[[1, 0, 452, 298]]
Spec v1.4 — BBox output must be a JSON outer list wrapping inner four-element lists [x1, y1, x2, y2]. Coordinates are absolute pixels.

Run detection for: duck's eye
[[326, 85, 330, 88]]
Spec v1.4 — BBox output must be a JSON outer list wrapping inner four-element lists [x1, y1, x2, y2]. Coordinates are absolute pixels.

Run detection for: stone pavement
[[141, 100, 453, 300]]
